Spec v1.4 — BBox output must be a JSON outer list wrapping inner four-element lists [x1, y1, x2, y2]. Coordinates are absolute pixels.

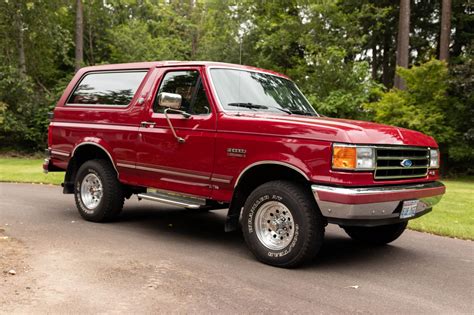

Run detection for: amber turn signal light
[[332, 146, 357, 169]]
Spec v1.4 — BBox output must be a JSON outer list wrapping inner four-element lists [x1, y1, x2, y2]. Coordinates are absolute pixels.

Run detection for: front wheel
[[342, 222, 408, 245], [242, 180, 325, 268], [74, 159, 124, 222]]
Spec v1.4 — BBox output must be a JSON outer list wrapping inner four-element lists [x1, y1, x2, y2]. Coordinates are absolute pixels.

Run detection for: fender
[[61, 138, 118, 194], [234, 160, 310, 188], [225, 158, 311, 232], [71, 138, 118, 173]]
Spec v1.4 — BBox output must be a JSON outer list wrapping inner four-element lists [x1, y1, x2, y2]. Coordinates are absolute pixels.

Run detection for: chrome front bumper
[[311, 181, 445, 226]]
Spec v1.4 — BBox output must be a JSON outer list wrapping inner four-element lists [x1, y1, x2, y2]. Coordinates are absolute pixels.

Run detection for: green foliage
[[0, 66, 51, 150], [238, 1, 381, 119], [306, 60, 382, 119], [446, 46, 474, 170], [365, 58, 474, 173], [365, 60, 456, 144], [0, 0, 471, 174]]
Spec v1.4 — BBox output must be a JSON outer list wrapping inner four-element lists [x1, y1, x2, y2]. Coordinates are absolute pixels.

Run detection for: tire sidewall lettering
[[247, 193, 299, 257], [247, 194, 284, 234]]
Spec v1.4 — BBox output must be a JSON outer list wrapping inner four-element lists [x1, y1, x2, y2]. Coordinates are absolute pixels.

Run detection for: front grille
[[374, 147, 429, 180]]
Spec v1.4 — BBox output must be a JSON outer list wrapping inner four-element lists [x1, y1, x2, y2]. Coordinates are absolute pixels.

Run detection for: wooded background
[[0, 0, 472, 174]]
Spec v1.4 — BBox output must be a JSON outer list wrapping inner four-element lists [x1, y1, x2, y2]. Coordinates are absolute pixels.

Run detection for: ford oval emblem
[[401, 159, 413, 168]]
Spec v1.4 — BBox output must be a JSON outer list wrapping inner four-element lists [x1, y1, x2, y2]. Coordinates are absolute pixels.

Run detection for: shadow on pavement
[[64, 201, 419, 269]]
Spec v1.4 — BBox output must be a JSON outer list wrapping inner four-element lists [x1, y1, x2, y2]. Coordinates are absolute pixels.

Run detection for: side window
[[154, 70, 211, 115], [67, 71, 147, 106]]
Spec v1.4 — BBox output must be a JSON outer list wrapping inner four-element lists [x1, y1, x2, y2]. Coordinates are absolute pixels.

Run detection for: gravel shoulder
[[0, 183, 473, 314]]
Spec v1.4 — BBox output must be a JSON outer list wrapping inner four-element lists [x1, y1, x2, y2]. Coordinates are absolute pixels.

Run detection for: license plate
[[400, 200, 418, 219]]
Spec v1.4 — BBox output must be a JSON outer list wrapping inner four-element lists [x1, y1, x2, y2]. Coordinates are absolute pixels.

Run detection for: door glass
[[154, 70, 211, 115], [192, 81, 211, 115]]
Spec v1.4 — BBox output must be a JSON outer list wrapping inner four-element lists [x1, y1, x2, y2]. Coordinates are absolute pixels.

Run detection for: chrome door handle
[[140, 121, 156, 128]]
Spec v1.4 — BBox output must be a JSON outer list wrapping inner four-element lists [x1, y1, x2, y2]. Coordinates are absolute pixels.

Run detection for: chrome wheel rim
[[80, 173, 103, 210], [254, 201, 295, 250]]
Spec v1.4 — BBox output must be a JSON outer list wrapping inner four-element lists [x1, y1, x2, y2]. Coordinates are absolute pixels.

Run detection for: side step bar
[[137, 190, 207, 209]]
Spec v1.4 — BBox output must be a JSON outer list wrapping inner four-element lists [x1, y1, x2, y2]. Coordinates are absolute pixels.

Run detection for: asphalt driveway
[[0, 183, 472, 314]]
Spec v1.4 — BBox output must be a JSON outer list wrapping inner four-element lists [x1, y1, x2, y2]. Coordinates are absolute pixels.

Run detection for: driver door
[[136, 67, 216, 198]]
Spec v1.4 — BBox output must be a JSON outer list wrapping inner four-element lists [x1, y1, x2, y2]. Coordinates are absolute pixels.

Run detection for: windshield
[[210, 69, 318, 116]]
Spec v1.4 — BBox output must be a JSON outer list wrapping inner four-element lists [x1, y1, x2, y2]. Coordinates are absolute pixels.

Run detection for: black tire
[[342, 221, 408, 245], [241, 180, 325, 268], [74, 159, 124, 222]]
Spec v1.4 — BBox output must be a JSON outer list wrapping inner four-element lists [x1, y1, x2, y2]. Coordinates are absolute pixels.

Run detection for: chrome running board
[[137, 190, 206, 209]]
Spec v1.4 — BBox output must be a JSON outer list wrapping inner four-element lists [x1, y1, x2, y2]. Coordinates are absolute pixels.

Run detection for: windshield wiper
[[228, 102, 268, 109], [228, 102, 292, 115], [288, 109, 315, 116]]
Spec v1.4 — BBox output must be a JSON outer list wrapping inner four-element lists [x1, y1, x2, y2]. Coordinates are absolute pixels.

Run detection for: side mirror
[[158, 92, 182, 110]]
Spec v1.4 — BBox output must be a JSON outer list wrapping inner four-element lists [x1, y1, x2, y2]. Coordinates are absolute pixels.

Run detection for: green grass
[[0, 158, 63, 185], [409, 177, 474, 240], [0, 158, 472, 240]]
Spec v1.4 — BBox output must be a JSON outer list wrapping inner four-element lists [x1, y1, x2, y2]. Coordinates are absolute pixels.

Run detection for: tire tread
[[343, 222, 407, 245]]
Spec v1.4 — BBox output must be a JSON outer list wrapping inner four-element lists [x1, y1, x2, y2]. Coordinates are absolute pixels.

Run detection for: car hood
[[222, 113, 438, 147]]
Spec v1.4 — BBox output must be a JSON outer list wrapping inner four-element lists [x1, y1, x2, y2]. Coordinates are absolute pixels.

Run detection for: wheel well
[[225, 164, 310, 232], [63, 144, 115, 194]]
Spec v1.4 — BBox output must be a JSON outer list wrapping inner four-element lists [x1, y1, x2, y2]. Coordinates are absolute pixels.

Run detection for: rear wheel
[[242, 180, 325, 268], [342, 222, 408, 245], [74, 159, 124, 222]]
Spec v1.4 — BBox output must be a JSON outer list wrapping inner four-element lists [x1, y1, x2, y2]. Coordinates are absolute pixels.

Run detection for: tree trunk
[[382, 24, 392, 88], [394, 0, 410, 90], [451, 1, 465, 59], [439, 0, 452, 61], [371, 42, 378, 80], [87, 3, 94, 65], [75, 0, 84, 72], [88, 22, 94, 65], [14, 3, 27, 77], [189, 0, 200, 59]]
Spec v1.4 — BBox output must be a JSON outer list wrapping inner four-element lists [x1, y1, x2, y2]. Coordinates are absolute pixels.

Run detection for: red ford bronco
[[44, 61, 445, 267]]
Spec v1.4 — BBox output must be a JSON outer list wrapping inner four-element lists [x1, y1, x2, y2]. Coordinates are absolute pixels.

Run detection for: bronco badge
[[227, 148, 246, 157]]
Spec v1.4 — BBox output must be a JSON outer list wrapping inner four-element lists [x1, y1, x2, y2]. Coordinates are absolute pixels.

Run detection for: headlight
[[429, 149, 440, 169], [332, 144, 375, 170]]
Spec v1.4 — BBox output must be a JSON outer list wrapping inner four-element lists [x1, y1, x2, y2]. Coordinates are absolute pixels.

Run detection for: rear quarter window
[[67, 71, 147, 106]]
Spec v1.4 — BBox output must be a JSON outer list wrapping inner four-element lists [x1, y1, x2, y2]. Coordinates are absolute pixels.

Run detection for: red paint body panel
[[48, 61, 441, 203], [135, 66, 217, 197]]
